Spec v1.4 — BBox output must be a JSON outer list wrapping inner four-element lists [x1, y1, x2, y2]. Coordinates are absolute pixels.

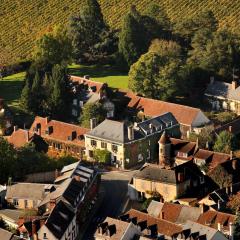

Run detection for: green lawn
[[0, 72, 25, 109], [68, 64, 129, 90]]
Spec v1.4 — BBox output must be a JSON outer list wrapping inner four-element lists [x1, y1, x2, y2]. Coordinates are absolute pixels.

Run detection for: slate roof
[[45, 200, 75, 239], [183, 220, 225, 240], [205, 80, 240, 101], [86, 113, 179, 144], [215, 118, 240, 135], [30, 116, 89, 147], [124, 91, 209, 127], [6, 183, 49, 201], [134, 161, 201, 184]]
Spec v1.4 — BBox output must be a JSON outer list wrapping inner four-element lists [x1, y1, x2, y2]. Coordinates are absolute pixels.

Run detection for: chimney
[[45, 116, 50, 124], [149, 123, 153, 134], [40, 219, 45, 227], [226, 186, 229, 195], [128, 125, 134, 141], [232, 159, 237, 170], [232, 81, 238, 90], [90, 118, 97, 130], [13, 126, 18, 132], [229, 125, 232, 133], [229, 222, 234, 240], [210, 76, 215, 84], [217, 223, 221, 232], [218, 200, 221, 211]]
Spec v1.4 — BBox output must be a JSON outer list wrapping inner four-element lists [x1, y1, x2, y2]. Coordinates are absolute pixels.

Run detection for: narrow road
[[82, 170, 135, 239]]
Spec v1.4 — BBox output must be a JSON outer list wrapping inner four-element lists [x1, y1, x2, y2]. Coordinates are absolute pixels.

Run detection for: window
[[91, 140, 97, 147], [13, 198, 19, 206], [72, 109, 78, 117], [101, 142, 107, 149], [73, 99, 77, 106], [89, 150, 93, 158], [112, 144, 118, 152], [24, 199, 28, 208], [43, 233, 47, 239]]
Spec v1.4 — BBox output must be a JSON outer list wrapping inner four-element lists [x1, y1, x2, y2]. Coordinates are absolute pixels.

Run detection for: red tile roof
[[7, 129, 34, 148], [160, 202, 183, 222], [124, 91, 205, 126], [126, 209, 182, 237], [197, 210, 236, 231], [30, 116, 90, 147], [70, 76, 105, 94]]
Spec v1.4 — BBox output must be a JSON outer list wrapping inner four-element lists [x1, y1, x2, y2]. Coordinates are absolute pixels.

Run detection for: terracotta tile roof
[[124, 91, 207, 126], [125, 209, 182, 237], [7, 129, 34, 148], [197, 210, 236, 231], [209, 153, 231, 169], [160, 202, 183, 222], [70, 76, 105, 94], [194, 149, 214, 160], [30, 116, 89, 147]]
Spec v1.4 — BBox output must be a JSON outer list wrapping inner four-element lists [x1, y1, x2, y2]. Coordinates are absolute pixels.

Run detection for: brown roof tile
[[125, 92, 204, 126], [126, 209, 182, 236], [160, 202, 183, 222], [7, 129, 34, 148], [30, 116, 89, 147]]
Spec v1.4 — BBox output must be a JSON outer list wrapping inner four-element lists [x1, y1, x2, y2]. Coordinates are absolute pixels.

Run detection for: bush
[[215, 112, 237, 124], [93, 149, 111, 164]]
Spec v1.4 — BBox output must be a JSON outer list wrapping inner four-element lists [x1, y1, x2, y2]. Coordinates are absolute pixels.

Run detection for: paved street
[[82, 170, 136, 239]]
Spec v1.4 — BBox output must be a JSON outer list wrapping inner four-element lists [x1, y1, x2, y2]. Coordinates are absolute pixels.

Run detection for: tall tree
[[69, 0, 109, 63], [50, 65, 70, 118], [80, 102, 106, 128], [20, 78, 32, 111], [128, 40, 182, 100], [118, 6, 148, 67], [34, 25, 73, 65], [213, 131, 237, 154]]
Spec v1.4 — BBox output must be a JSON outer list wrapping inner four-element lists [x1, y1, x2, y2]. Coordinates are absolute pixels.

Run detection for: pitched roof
[[70, 76, 105, 94], [215, 118, 240, 135], [124, 91, 209, 126], [6, 183, 50, 201], [45, 200, 75, 239], [124, 209, 182, 237], [0, 228, 14, 240], [96, 217, 132, 240], [0, 209, 23, 223], [205, 80, 240, 101], [147, 201, 202, 224], [6, 129, 34, 148], [30, 116, 89, 147], [197, 210, 236, 232]]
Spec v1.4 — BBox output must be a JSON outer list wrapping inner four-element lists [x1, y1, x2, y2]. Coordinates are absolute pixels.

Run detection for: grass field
[[0, 72, 25, 109], [68, 64, 129, 89]]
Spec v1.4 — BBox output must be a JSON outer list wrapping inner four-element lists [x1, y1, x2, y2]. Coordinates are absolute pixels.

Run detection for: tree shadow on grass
[[68, 64, 128, 78], [0, 80, 24, 104]]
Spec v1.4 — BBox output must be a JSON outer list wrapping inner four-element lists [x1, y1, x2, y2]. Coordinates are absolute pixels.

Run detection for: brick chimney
[[127, 125, 134, 141], [49, 199, 56, 211], [13, 126, 18, 132], [232, 81, 237, 90]]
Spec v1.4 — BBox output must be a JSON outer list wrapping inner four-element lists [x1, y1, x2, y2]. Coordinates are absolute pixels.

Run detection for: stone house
[[5, 183, 55, 210], [120, 91, 210, 137], [85, 113, 181, 169], [30, 116, 90, 158], [205, 79, 240, 114]]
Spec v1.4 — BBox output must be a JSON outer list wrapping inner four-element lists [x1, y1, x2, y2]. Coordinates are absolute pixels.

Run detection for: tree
[[49, 64, 70, 118], [174, 10, 218, 47], [208, 164, 233, 188], [213, 131, 237, 154], [93, 149, 111, 164], [34, 25, 73, 65], [69, 0, 113, 63], [227, 192, 240, 213], [128, 43, 181, 100], [118, 6, 148, 67], [188, 126, 214, 149], [0, 137, 17, 184], [80, 102, 106, 128], [143, 3, 171, 39]]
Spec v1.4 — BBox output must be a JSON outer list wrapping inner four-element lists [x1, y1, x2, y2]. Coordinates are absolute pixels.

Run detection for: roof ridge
[[70, 75, 104, 85]]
